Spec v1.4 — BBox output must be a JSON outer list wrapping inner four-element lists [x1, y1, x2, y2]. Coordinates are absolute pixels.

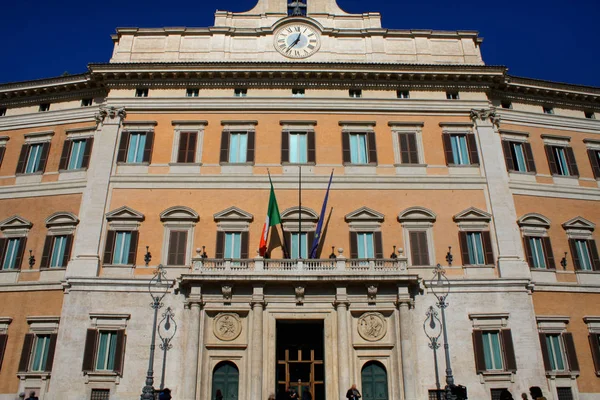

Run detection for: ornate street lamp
[[158, 307, 177, 391], [423, 305, 443, 400], [428, 264, 456, 400], [140, 264, 170, 400]]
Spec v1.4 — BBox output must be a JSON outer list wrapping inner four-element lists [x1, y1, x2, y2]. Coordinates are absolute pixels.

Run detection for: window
[[117, 131, 154, 164], [0, 108, 6, 116], [1, 238, 25, 270], [234, 88, 247, 97], [30, 335, 51, 372], [0, 327, 8, 371], [490, 388, 507, 400], [82, 328, 126, 376], [160, 206, 198, 266], [501, 101, 512, 109], [409, 231, 429, 266], [292, 88, 305, 97], [214, 207, 252, 259], [546, 334, 566, 370], [281, 207, 318, 259], [176, 131, 198, 163], [18, 329, 57, 375], [398, 132, 419, 164], [224, 232, 242, 259], [570, 239, 597, 271], [39, 103, 50, 112], [91, 389, 111, 400], [545, 145, 578, 177], [397, 90, 410, 99], [186, 88, 199, 97], [349, 89, 362, 98], [220, 130, 255, 164], [59, 138, 93, 170], [482, 331, 503, 370], [587, 328, 600, 376], [349, 231, 383, 259], [539, 329, 579, 373], [342, 131, 377, 165], [585, 111, 596, 119], [556, 387, 574, 400], [428, 390, 446, 400], [16, 142, 50, 175], [167, 231, 188, 265], [524, 236, 556, 269], [40, 235, 72, 268], [282, 130, 315, 164], [459, 231, 494, 266], [471, 314, 517, 377], [446, 92, 459, 100], [103, 230, 139, 266], [81, 98, 93, 107], [543, 106, 554, 115], [443, 133, 479, 166], [587, 148, 600, 179], [290, 232, 309, 259], [135, 88, 148, 98], [502, 140, 536, 173]]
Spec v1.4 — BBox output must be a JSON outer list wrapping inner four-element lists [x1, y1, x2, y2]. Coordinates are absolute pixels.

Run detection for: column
[[250, 286, 265, 400], [183, 285, 203, 400], [66, 106, 126, 277], [335, 286, 351, 400], [398, 300, 416, 400], [471, 109, 531, 278]]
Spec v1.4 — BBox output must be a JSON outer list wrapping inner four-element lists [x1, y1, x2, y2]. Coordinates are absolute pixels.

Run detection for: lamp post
[[158, 307, 177, 391], [429, 264, 456, 400], [423, 305, 443, 400], [140, 264, 170, 400]]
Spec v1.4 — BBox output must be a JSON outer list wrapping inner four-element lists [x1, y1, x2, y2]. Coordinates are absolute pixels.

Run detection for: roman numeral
[[308, 44, 315, 50], [294, 50, 300, 56], [286, 28, 292, 33], [279, 44, 287, 49], [308, 33, 315, 37], [294, 27, 301, 32]]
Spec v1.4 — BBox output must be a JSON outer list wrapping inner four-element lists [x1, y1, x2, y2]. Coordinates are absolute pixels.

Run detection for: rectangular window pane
[[25, 143, 43, 173], [557, 387, 574, 400], [482, 332, 503, 370], [67, 140, 86, 170], [576, 240, 592, 270], [512, 142, 527, 172], [113, 232, 132, 265], [225, 233, 241, 259], [2, 238, 21, 270], [96, 331, 117, 371], [529, 237, 546, 269], [450, 135, 469, 165], [50, 236, 67, 268], [291, 233, 308, 259], [554, 147, 570, 176], [357, 233, 374, 259], [546, 334, 565, 370], [289, 133, 307, 164], [228, 133, 247, 163], [349, 133, 368, 164], [126, 133, 147, 163], [466, 232, 485, 264], [31, 335, 50, 372]]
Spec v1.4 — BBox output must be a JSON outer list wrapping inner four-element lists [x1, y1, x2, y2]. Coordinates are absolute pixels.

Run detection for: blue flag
[[310, 171, 333, 258]]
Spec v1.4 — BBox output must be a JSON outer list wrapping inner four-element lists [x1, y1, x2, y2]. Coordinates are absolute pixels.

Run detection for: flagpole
[[298, 164, 302, 259]]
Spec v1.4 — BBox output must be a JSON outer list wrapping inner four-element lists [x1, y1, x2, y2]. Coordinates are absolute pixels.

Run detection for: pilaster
[[397, 287, 416, 400], [471, 108, 531, 279], [66, 106, 126, 277], [250, 285, 266, 400], [334, 286, 351, 400], [183, 285, 204, 400]]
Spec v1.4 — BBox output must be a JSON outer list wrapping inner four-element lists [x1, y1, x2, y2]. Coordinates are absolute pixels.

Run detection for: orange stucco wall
[[0, 290, 64, 393]]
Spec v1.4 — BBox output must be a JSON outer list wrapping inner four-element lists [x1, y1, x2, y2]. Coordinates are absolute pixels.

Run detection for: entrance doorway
[[361, 361, 388, 400], [276, 320, 325, 400], [212, 361, 239, 400]]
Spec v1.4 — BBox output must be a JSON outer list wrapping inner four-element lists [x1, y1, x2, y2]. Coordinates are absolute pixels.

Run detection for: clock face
[[274, 24, 321, 59]]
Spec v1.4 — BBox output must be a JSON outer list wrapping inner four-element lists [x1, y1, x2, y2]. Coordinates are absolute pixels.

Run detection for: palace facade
[[0, 1, 599, 400]]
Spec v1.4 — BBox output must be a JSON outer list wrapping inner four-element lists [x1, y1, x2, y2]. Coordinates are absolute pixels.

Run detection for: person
[[215, 389, 223, 400], [26, 392, 39, 400], [521, 394, 529, 400], [286, 386, 298, 399], [302, 388, 312, 400], [529, 386, 546, 400], [500, 389, 514, 400], [346, 384, 361, 400], [158, 388, 172, 400], [268, 394, 276, 400]]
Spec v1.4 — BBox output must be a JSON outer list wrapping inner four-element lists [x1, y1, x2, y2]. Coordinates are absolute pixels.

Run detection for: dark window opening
[[186, 88, 199, 97], [446, 92, 459, 100], [39, 103, 50, 112], [135, 88, 149, 98], [501, 100, 512, 109], [81, 98, 93, 107], [397, 90, 410, 99], [349, 89, 362, 98]]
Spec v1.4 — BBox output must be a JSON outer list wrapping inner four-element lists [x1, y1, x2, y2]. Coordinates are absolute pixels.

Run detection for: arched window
[[212, 361, 239, 400], [361, 361, 388, 400]]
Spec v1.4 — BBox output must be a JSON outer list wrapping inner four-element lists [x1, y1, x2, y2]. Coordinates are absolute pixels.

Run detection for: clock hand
[[289, 33, 302, 49]]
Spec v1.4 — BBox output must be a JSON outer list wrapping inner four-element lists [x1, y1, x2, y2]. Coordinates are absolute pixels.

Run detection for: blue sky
[[1, 0, 598, 86]]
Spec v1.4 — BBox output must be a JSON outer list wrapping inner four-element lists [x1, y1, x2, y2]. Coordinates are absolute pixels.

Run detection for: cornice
[[0, 179, 86, 200], [497, 109, 600, 133], [509, 180, 600, 201], [0, 107, 99, 132]]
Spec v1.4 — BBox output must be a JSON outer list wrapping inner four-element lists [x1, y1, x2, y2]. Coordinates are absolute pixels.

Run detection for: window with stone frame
[[345, 207, 385, 259], [470, 314, 517, 377], [500, 130, 536, 174], [0, 215, 32, 271], [160, 206, 199, 266], [170, 121, 207, 165], [281, 207, 318, 259], [18, 317, 59, 376], [542, 135, 578, 178], [82, 314, 129, 379], [517, 213, 556, 270], [213, 207, 253, 259], [281, 122, 316, 165], [102, 206, 144, 267], [219, 121, 257, 165], [58, 128, 94, 171], [389, 122, 425, 167], [0, 135, 8, 168], [116, 122, 156, 165], [398, 207, 436, 267], [562, 217, 600, 272], [584, 317, 600, 377], [454, 208, 495, 266], [441, 126, 479, 167], [15, 131, 54, 175], [537, 316, 580, 376], [584, 138, 600, 180], [39, 212, 79, 269], [340, 122, 378, 166], [0, 317, 11, 371]]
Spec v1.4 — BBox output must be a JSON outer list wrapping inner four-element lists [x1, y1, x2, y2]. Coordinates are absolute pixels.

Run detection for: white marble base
[[58, 170, 87, 181], [530, 268, 558, 283], [15, 174, 43, 185], [0, 270, 19, 283]]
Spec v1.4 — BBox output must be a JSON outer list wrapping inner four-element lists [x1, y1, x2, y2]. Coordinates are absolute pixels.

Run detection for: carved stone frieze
[[470, 108, 500, 127], [221, 285, 233, 302], [95, 106, 126, 124], [357, 312, 387, 342], [213, 313, 242, 341], [295, 285, 305, 305], [367, 284, 378, 304]]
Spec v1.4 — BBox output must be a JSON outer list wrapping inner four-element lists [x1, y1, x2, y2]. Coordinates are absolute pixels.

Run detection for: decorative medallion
[[213, 313, 242, 341], [274, 23, 321, 59], [358, 312, 387, 342]]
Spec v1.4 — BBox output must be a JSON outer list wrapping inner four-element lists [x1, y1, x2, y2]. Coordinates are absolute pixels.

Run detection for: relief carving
[[213, 313, 242, 341], [357, 312, 387, 342]]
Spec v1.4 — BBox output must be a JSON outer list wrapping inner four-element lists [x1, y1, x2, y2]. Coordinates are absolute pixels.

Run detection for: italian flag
[[259, 178, 282, 256]]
